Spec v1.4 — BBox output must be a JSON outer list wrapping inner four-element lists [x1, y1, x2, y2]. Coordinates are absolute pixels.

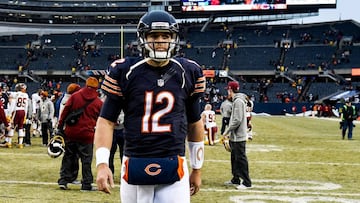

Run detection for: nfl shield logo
[[157, 79, 164, 87]]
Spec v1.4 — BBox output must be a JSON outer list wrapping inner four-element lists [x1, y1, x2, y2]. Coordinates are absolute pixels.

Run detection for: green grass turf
[[0, 116, 359, 202]]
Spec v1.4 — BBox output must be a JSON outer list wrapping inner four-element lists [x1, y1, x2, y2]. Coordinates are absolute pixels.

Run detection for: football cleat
[[3, 142, 12, 148]]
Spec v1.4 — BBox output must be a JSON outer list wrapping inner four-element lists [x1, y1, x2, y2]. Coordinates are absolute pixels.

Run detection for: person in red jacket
[[57, 77, 103, 191]]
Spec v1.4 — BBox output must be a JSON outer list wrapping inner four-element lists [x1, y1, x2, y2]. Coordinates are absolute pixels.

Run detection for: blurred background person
[[7, 83, 29, 148], [201, 103, 218, 145], [39, 91, 54, 146], [223, 81, 252, 189], [57, 77, 102, 191], [58, 83, 81, 121], [220, 95, 232, 135], [24, 96, 33, 146], [109, 110, 125, 176], [31, 89, 42, 137], [340, 99, 358, 140]]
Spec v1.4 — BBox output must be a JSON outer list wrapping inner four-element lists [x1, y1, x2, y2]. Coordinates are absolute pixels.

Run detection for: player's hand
[[96, 163, 114, 194], [54, 128, 65, 137], [189, 169, 201, 196]]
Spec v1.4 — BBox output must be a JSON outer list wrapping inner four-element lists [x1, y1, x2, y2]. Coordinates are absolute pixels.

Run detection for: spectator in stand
[[323, 104, 330, 117], [317, 104, 323, 117], [291, 105, 297, 116], [302, 105, 307, 117]]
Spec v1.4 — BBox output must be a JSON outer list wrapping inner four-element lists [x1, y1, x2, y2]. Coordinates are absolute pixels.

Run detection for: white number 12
[[142, 91, 174, 133]]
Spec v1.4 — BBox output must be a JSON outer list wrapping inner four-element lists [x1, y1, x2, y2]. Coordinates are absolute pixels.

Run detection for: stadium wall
[[253, 102, 360, 115]]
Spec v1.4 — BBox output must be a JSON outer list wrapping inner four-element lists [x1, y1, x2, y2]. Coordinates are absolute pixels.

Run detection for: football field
[[0, 116, 360, 203]]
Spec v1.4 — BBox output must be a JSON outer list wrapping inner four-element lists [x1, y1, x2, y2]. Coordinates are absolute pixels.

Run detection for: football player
[[0, 82, 10, 116], [245, 95, 254, 140], [94, 10, 205, 203], [7, 83, 29, 148], [31, 89, 42, 137], [201, 104, 218, 145], [0, 83, 10, 143], [0, 99, 10, 141]]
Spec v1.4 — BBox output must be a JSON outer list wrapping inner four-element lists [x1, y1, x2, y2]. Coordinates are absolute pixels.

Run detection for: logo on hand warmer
[[144, 163, 162, 176]]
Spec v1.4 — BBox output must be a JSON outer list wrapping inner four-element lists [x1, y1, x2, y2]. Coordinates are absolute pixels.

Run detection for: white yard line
[[205, 159, 360, 166]]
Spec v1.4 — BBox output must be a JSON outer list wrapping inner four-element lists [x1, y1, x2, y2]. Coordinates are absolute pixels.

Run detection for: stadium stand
[[0, 1, 359, 114]]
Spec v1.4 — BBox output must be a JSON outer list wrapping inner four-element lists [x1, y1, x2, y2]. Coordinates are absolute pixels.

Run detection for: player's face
[[146, 32, 172, 51]]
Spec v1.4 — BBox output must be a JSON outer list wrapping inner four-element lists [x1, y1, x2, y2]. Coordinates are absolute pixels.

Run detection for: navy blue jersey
[[101, 57, 205, 158], [0, 92, 9, 109]]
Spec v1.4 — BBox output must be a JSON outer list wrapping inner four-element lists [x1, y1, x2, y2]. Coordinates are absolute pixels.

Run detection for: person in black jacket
[[340, 99, 358, 140]]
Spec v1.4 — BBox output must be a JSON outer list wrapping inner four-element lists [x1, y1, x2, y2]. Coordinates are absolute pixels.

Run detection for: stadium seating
[[1, 20, 359, 105]]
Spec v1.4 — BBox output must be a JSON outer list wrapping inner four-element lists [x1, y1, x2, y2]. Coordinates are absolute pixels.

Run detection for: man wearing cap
[[223, 81, 252, 189], [57, 77, 103, 191], [58, 83, 81, 120]]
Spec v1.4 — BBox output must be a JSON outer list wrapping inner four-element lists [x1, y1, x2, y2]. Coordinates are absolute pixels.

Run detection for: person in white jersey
[[7, 83, 29, 148], [201, 104, 218, 145]]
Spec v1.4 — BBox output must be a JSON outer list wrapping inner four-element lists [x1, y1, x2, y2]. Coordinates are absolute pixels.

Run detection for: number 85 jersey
[[101, 57, 205, 158]]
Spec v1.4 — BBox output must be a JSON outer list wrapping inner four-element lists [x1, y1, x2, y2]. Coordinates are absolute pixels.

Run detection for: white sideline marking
[[206, 159, 360, 166], [230, 195, 360, 203], [246, 179, 341, 190], [0, 180, 119, 188], [248, 144, 283, 152], [203, 179, 360, 203], [1, 151, 359, 166], [0, 152, 47, 157], [203, 188, 360, 197], [1, 179, 360, 202], [0, 180, 56, 185]]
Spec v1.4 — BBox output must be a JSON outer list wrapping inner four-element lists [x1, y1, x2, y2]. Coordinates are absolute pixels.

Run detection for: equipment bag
[[64, 99, 94, 126], [64, 108, 85, 126]]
